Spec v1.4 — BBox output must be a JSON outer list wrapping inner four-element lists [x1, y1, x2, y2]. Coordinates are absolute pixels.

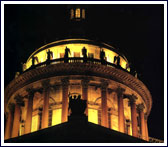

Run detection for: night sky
[[4, 4, 164, 140]]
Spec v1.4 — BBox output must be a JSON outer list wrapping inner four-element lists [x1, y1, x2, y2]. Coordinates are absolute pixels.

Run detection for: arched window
[[75, 8, 80, 18], [70, 9, 74, 19], [82, 9, 85, 19]]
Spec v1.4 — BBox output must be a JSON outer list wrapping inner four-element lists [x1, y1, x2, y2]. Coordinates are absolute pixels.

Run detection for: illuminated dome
[[24, 38, 129, 71], [4, 37, 152, 141]]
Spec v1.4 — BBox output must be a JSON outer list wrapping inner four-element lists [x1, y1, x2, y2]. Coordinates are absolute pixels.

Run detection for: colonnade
[[5, 79, 149, 141]]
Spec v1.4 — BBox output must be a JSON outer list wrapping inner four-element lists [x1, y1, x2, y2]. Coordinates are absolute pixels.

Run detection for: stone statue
[[46, 49, 53, 65], [114, 56, 117, 64], [15, 72, 20, 78], [116, 55, 120, 66], [64, 46, 71, 63], [32, 56, 39, 67], [47, 49, 53, 61], [68, 94, 86, 116], [100, 49, 106, 65], [82, 47, 87, 62]]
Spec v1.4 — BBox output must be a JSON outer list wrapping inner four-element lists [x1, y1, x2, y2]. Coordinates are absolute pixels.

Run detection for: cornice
[[4, 62, 152, 116]]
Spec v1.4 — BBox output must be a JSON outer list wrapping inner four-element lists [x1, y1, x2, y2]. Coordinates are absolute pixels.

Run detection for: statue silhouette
[[32, 56, 39, 67], [64, 46, 71, 63], [82, 47, 87, 62], [114, 55, 120, 66], [116, 56, 120, 66], [68, 94, 86, 116], [46, 49, 53, 65], [100, 49, 106, 65], [114, 56, 117, 64]]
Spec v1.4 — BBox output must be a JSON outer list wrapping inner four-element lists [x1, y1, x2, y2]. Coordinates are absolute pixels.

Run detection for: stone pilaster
[[11, 95, 24, 138], [24, 88, 35, 134], [5, 103, 15, 140], [128, 94, 138, 137], [101, 81, 108, 127], [81, 78, 89, 115], [137, 103, 146, 140], [41, 80, 50, 129], [116, 86, 125, 133], [61, 78, 69, 123], [144, 114, 149, 141]]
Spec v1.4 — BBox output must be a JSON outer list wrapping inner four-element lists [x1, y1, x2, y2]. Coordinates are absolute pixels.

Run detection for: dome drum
[[4, 39, 152, 142]]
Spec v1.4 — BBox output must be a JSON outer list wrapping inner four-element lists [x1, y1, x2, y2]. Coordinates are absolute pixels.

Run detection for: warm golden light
[[25, 43, 128, 71], [19, 123, 24, 136], [31, 115, 40, 132], [26, 58, 32, 69], [120, 58, 127, 70], [52, 109, 62, 126], [104, 48, 117, 63], [111, 114, 118, 131], [75, 8, 80, 18], [88, 109, 98, 124]]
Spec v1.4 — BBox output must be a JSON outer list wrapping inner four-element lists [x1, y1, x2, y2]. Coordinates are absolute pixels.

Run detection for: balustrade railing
[[24, 57, 135, 77]]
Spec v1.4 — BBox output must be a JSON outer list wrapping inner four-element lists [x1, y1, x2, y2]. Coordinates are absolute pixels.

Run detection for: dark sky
[[4, 4, 164, 140]]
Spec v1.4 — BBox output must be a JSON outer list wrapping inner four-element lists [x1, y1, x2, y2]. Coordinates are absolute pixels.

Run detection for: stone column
[[11, 95, 23, 138], [137, 103, 146, 140], [145, 114, 149, 141], [11, 104, 21, 138], [25, 88, 35, 134], [128, 94, 138, 137], [101, 81, 108, 127], [11, 95, 24, 138], [41, 80, 50, 129], [4, 103, 14, 140], [81, 78, 89, 115], [61, 78, 69, 123], [116, 87, 125, 133]]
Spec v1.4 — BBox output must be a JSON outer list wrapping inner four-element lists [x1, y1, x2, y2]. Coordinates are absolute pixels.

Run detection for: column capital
[[100, 81, 108, 91], [41, 79, 51, 89], [8, 103, 15, 113], [25, 87, 43, 98], [26, 87, 36, 97], [50, 83, 60, 91], [61, 78, 69, 87], [14, 95, 24, 106], [128, 94, 138, 106], [36, 88, 43, 94], [137, 103, 145, 112], [116, 86, 125, 97], [108, 89, 114, 94], [81, 78, 90, 88]]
